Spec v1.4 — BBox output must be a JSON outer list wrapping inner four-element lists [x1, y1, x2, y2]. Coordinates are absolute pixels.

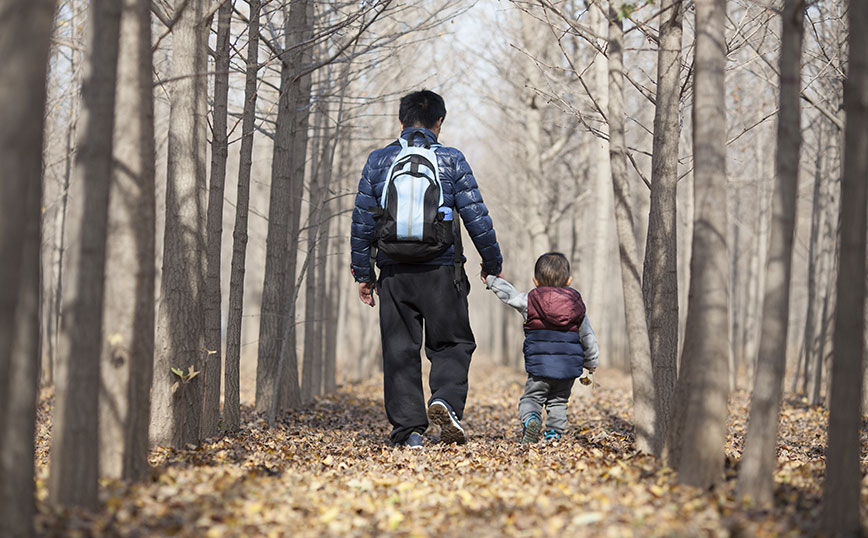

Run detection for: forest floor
[[33, 362, 868, 537]]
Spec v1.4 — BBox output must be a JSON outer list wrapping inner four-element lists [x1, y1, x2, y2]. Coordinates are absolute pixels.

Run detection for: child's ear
[[566, 276, 573, 286], [533, 278, 540, 287]]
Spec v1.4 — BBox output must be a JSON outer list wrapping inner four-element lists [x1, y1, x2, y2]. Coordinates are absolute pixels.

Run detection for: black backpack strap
[[452, 208, 464, 291]]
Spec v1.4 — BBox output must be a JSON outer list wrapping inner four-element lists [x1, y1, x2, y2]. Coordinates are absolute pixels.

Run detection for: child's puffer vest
[[523, 287, 586, 379]]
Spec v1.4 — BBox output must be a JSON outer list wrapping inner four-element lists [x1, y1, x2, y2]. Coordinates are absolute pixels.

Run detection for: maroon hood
[[524, 287, 586, 331]]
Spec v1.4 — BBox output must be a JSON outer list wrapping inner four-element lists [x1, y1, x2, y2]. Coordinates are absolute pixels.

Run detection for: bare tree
[[150, 0, 210, 448], [0, 0, 56, 533], [275, 0, 315, 413], [643, 0, 683, 458], [225, 0, 262, 433], [667, 0, 730, 488], [49, 0, 122, 508], [821, 0, 868, 530], [607, 0, 655, 455], [737, 0, 804, 507], [99, 0, 155, 481], [202, 0, 233, 440], [256, 1, 308, 418]]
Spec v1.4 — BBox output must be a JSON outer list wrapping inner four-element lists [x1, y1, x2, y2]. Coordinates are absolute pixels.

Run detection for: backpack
[[373, 133, 455, 263]]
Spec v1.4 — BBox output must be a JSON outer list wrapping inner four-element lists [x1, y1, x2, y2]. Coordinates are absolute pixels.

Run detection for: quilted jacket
[[523, 287, 587, 379], [485, 275, 600, 379], [350, 127, 502, 282]]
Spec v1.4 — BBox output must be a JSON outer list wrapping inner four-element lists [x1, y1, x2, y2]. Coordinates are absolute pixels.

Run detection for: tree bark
[[607, 0, 655, 455], [643, 0, 683, 459], [275, 0, 314, 414], [589, 3, 613, 357], [667, 0, 730, 489], [821, 0, 868, 530], [798, 123, 825, 394], [99, 0, 155, 482], [0, 0, 55, 533], [150, 0, 209, 448], [737, 0, 804, 506], [202, 0, 232, 440], [258, 0, 312, 418], [302, 102, 326, 403], [225, 0, 261, 433], [49, 0, 122, 509]]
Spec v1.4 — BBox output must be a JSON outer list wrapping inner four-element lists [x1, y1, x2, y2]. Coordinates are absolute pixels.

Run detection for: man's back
[[350, 127, 502, 282]]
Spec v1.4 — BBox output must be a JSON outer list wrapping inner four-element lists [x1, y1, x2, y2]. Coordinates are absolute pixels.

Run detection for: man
[[350, 90, 503, 448]]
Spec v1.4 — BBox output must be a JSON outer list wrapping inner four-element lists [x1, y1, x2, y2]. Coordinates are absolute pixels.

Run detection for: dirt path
[[35, 363, 860, 537]]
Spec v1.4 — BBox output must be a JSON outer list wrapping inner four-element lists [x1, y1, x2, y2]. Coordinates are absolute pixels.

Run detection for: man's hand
[[480, 267, 504, 283], [359, 281, 377, 307]]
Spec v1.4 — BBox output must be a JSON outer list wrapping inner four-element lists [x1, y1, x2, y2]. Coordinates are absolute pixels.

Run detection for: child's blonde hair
[[534, 252, 570, 287]]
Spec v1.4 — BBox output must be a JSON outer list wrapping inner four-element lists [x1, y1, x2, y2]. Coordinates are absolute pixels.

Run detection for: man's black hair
[[399, 90, 447, 129]]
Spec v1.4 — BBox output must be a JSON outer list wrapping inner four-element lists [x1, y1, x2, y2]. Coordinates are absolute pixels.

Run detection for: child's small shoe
[[543, 429, 562, 442], [520, 414, 542, 444]]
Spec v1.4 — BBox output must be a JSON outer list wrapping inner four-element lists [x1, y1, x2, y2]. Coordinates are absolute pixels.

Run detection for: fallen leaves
[[32, 365, 868, 537]]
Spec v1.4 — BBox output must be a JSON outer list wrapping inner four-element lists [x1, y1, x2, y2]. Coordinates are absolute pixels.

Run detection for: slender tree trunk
[[0, 0, 55, 533], [202, 0, 232, 440], [302, 100, 326, 403], [589, 3, 613, 356], [799, 124, 825, 394], [225, 0, 260, 433], [821, 0, 868, 529], [49, 0, 122, 508], [99, 0, 155, 481], [276, 0, 314, 413], [668, 0, 730, 489], [737, 0, 804, 506], [608, 0, 655, 455], [643, 0, 683, 459], [151, 0, 209, 448], [259, 0, 311, 418]]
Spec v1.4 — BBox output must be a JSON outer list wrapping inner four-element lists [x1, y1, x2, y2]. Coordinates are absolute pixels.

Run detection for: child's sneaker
[[543, 429, 562, 442], [520, 414, 542, 444], [427, 399, 466, 444]]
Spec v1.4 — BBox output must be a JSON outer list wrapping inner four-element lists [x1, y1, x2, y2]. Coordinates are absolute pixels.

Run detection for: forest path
[[36, 363, 843, 537]]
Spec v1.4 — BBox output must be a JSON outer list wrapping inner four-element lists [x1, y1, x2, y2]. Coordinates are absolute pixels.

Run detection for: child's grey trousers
[[518, 375, 575, 433]]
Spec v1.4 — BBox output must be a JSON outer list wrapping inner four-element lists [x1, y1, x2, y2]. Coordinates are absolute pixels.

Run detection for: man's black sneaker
[[427, 399, 466, 445], [521, 414, 542, 444], [543, 429, 562, 442], [402, 431, 424, 449]]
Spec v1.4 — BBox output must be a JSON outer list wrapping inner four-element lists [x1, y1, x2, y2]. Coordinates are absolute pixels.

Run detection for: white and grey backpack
[[373, 132, 455, 262]]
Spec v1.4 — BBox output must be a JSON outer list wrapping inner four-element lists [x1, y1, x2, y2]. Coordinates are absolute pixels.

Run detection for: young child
[[485, 252, 599, 443]]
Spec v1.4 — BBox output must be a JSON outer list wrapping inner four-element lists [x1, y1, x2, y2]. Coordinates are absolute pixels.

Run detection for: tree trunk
[[607, 0, 655, 455], [821, 0, 868, 529], [643, 0, 683, 459], [150, 0, 209, 448], [798, 123, 825, 394], [0, 0, 55, 533], [736, 0, 804, 506], [667, 0, 730, 489], [202, 0, 232, 440], [589, 3, 613, 357], [49, 0, 122, 508], [99, 0, 155, 482], [276, 0, 314, 414], [302, 98, 326, 404], [258, 0, 312, 418], [225, 0, 261, 433]]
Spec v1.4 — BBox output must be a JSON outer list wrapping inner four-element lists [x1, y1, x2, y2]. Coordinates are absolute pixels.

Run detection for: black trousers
[[378, 264, 475, 444]]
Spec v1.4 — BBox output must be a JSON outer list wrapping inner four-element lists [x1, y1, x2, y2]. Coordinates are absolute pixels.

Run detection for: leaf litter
[[33, 365, 867, 537]]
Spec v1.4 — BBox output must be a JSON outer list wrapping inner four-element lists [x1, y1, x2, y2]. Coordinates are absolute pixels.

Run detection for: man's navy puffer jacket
[[350, 127, 502, 282]]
